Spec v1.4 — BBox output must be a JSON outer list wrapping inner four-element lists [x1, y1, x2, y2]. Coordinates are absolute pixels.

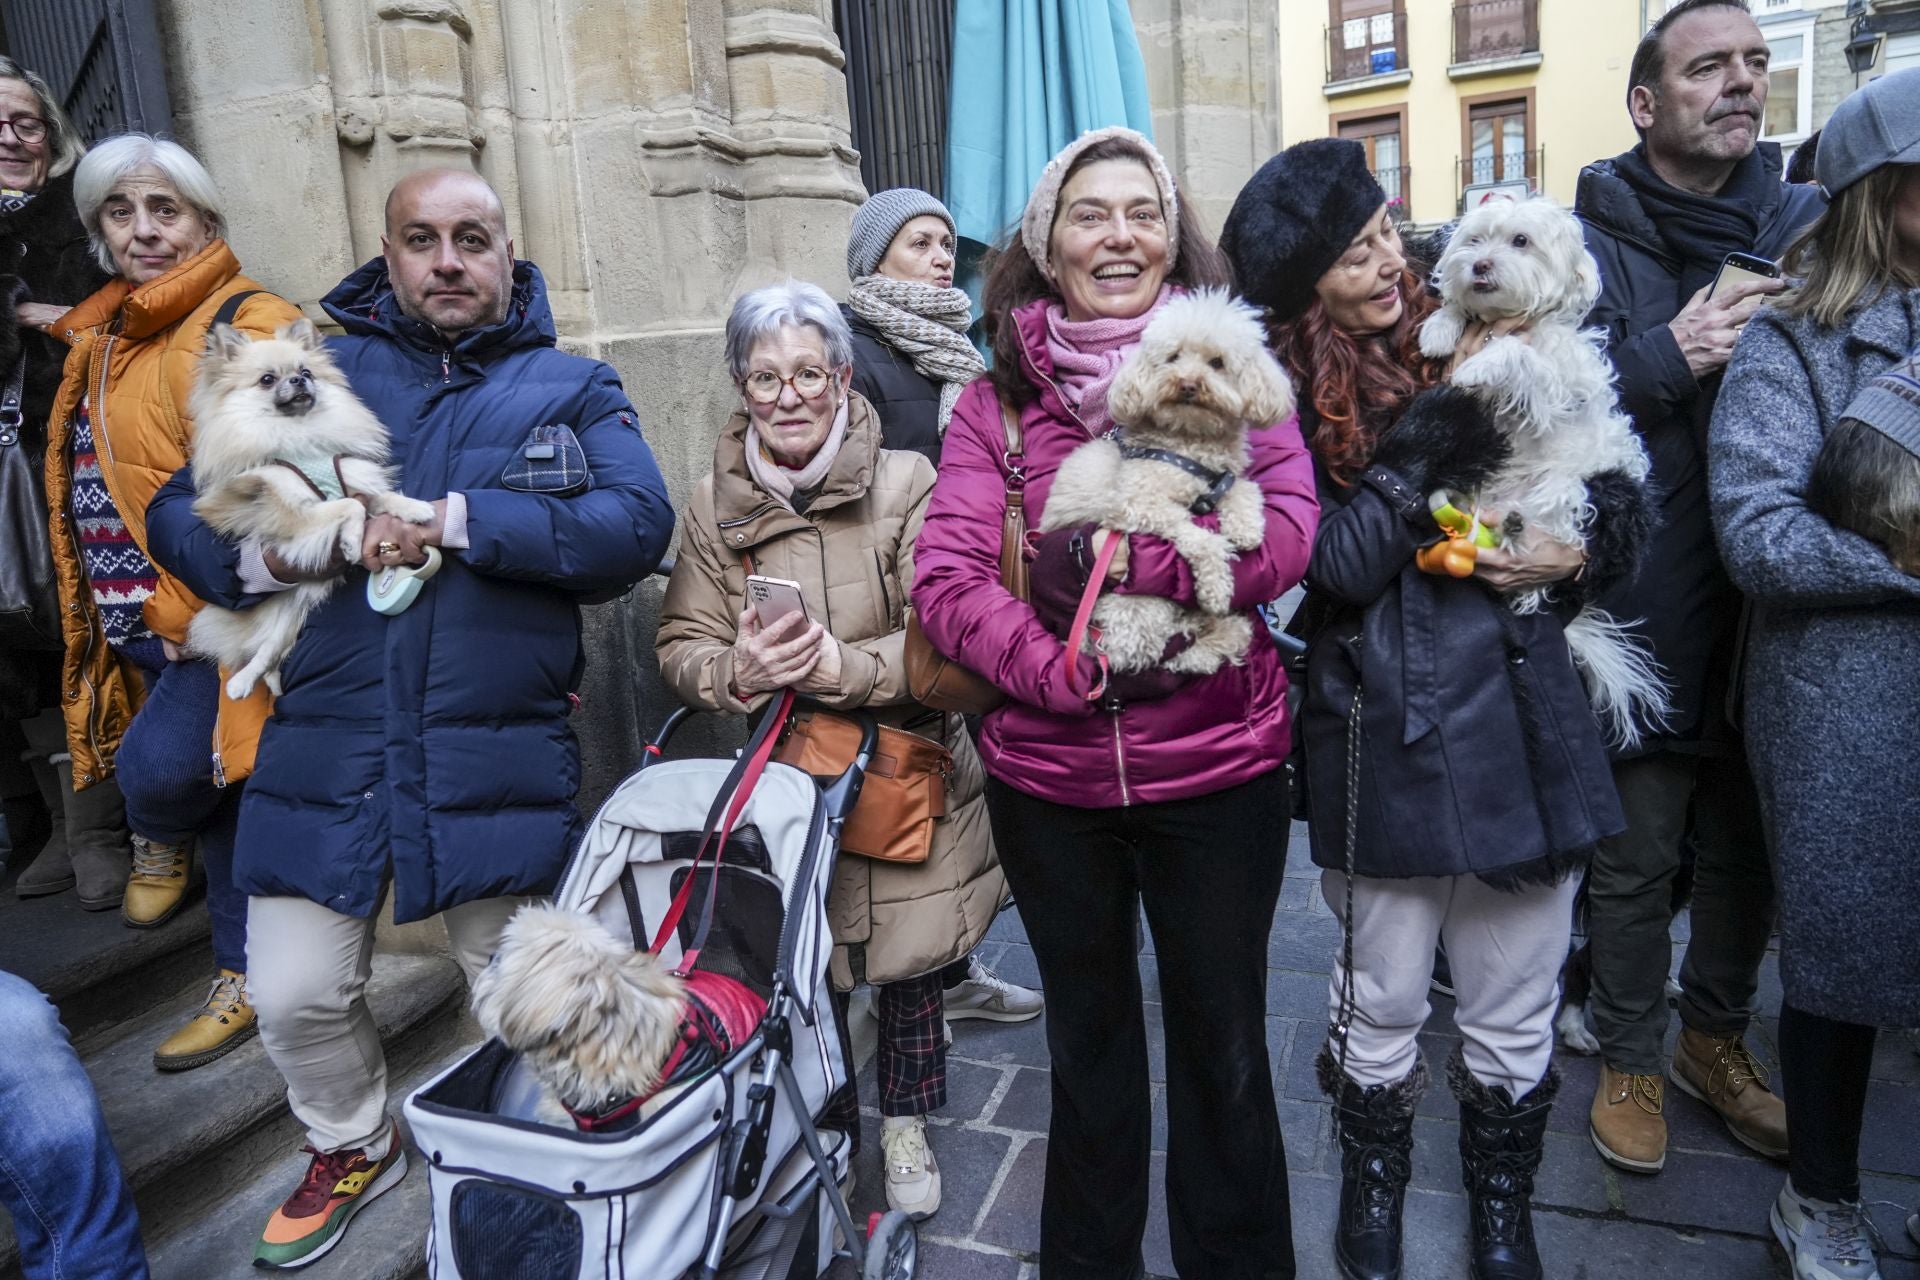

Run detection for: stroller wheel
[[863, 1210, 917, 1280]]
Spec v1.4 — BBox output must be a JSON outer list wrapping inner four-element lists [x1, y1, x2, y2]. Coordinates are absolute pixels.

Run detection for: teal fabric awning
[[945, 0, 1156, 255]]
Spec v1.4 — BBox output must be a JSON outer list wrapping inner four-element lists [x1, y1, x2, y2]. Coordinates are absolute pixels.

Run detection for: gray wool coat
[[1710, 287, 1920, 1028]]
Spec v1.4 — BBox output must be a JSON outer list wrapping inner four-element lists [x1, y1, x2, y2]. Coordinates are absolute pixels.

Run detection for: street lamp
[[1846, 19, 1884, 75]]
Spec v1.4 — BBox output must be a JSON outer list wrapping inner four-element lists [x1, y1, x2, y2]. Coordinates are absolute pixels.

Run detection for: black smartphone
[[1709, 251, 1781, 301]]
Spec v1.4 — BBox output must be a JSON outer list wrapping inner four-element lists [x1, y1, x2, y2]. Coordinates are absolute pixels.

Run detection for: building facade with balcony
[[1279, 0, 1651, 229]]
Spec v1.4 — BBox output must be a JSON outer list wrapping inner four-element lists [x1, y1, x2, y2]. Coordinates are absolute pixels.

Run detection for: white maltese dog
[[1040, 289, 1294, 676], [1419, 196, 1669, 748]]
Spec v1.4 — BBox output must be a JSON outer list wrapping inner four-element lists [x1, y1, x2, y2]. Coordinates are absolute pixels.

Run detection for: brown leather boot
[[1669, 1025, 1788, 1160], [1589, 1063, 1666, 1172], [123, 835, 193, 928]]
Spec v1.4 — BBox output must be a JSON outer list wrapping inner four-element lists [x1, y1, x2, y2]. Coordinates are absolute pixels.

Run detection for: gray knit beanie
[[847, 188, 955, 280]]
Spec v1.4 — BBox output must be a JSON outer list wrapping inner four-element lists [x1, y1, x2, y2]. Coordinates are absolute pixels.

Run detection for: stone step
[[0, 951, 466, 1279], [143, 1042, 477, 1280], [0, 865, 215, 1050]]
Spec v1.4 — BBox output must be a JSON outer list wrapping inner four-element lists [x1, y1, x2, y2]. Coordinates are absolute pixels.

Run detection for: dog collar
[[1117, 444, 1236, 515]]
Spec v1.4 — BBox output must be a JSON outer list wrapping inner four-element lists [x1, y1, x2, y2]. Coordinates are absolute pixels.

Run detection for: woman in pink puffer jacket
[[910, 127, 1318, 1279]]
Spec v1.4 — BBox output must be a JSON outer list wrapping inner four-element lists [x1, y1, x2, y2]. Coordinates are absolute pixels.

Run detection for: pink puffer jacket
[[910, 297, 1319, 808]]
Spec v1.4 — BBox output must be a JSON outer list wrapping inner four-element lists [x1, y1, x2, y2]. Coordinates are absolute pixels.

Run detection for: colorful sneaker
[[1770, 1181, 1883, 1280], [942, 956, 1042, 1023], [254, 1121, 408, 1269]]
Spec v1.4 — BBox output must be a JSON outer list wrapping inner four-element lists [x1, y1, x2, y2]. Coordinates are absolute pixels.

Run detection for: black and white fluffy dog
[[1416, 196, 1668, 749]]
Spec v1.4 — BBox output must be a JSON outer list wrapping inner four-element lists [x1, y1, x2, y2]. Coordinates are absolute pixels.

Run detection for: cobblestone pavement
[[831, 824, 1920, 1279]]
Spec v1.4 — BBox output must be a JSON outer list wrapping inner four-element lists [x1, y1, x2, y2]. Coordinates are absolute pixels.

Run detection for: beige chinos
[[1323, 869, 1579, 1098], [247, 889, 527, 1153]]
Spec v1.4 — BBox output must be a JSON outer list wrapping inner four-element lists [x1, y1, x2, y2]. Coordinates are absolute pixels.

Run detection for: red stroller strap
[[649, 687, 795, 974]]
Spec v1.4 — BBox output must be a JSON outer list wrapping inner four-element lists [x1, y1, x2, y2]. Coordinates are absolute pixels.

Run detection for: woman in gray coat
[[1709, 68, 1920, 1280]]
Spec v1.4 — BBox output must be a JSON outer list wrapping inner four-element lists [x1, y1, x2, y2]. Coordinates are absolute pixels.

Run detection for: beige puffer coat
[[657, 392, 1004, 990]]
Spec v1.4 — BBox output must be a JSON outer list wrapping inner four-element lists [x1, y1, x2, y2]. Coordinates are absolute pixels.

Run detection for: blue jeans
[[115, 657, 246, 973], [0, 971, 148, 1279]]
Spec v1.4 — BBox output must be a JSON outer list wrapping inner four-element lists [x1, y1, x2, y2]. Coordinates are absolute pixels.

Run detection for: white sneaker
[[943, 956, 1043, 1023], [880, 1115, 941, 1220], [1770, 1182, 1883, 1280]]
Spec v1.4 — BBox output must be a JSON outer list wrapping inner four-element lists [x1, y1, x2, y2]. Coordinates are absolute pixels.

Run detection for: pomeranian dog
[[471, 904, 766, 1131], [1039, 290, 1293, 675], [1808, 350, 1920, 576], [1418, 196, 1669, 748], [186, 320, 435, 699]]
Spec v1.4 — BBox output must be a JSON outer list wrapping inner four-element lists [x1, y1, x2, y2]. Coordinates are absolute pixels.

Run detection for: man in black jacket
[[1574, 0, 1821, 1176]]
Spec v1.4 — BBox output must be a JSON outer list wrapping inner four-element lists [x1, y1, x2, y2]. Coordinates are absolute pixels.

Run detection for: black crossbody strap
[[209, 289, 268, 330]]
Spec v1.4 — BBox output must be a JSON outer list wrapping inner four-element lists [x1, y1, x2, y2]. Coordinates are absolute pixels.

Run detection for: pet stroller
[[405, 691, 918, 1280]]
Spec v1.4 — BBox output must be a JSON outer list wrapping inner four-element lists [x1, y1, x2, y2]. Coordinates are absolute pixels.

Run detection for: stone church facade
[[146, 0, 1274, 798]]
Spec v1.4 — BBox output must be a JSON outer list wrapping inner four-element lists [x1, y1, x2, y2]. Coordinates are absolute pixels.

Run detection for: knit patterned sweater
[[69, 398, 163, 663]]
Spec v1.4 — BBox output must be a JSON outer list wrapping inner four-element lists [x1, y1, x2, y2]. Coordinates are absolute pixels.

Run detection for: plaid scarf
[[845, 275, 985, 434]]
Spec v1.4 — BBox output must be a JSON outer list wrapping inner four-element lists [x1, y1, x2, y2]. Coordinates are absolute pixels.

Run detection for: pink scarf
[[1043, 286, 1174, 436]]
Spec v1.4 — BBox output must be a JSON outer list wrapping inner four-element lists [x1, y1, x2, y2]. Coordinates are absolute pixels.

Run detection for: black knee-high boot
[[1320, 1047, 1425, 1280], [1448, 1050, 1558, 1280]]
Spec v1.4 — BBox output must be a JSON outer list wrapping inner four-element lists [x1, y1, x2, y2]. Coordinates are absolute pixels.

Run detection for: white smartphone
[[1708, 251, 1781, 302], [745, 574, 809, 631]]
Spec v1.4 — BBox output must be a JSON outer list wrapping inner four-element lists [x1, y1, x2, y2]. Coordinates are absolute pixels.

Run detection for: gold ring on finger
[[377, 540, 401, 556]]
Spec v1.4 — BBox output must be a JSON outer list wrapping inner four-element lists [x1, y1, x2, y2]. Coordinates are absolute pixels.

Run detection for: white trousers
[[247, 891, 529, 1152], [1322, 869, 1578, 1099]]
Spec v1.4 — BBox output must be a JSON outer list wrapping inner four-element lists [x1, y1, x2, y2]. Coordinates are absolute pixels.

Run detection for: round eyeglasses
[[742, 366, 833, 403], [0, 116, 48, 145]]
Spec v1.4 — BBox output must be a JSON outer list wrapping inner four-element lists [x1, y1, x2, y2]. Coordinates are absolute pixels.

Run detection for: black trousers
[[1780, 1002, 1878, 1204], [986, 771, 1294, 1280]]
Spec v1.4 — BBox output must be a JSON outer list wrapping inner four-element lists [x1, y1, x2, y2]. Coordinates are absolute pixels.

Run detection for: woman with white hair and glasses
[[0, 58, 128, 911], [656, 280, 1004, 1222], [46, 133, 301, 1070]]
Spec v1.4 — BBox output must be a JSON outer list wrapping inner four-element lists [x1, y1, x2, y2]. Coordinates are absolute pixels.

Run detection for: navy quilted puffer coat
[[145, 258, 673, 921]]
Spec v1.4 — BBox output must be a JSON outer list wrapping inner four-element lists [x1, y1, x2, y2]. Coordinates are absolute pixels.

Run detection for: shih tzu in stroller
[[1039, 289, 1293, 675], [471, 904, 766, 1132], [185, 320, 436, 699], [1417, 196, 1669, 748]]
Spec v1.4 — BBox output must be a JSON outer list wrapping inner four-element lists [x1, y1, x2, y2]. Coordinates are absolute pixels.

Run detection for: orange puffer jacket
[[45, 239, 302, 791]]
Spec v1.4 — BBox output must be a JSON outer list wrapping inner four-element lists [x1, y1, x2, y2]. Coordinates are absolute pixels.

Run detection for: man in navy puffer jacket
[[146, 169, 673, 1269]]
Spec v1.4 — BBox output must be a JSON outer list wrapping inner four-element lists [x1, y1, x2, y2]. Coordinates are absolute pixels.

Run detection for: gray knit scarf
[[845, 275, 986, 433]]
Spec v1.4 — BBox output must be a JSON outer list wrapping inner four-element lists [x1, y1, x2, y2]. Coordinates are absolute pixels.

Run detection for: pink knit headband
[[1020, 126, 1182, 283]]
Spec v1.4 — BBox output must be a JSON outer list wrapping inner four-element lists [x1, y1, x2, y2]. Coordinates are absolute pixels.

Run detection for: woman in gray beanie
[[842, 188, 987, 464], [1710, 66, 1920, 1280]]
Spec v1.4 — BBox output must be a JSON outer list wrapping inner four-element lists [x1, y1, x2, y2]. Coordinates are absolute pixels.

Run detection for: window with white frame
[[1762, 23, 1814, 142], [1883, 31, 1920, 78]]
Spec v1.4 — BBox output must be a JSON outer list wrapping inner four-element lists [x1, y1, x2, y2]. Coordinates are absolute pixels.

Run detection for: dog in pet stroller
[[404, 692, 918, 1280]]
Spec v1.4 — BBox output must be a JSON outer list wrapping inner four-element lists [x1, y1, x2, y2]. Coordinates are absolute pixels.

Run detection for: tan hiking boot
[[1670, 1026, 1788, 1160], [122, 835, 192, 927], [153, 970, 256, 1071], [1590, 1063, 1666, 1172]]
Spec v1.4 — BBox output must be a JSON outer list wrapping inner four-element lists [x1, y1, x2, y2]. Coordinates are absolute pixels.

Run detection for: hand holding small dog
[[359, 500, 445, 571], [1472, 531, 1585, 592], [1669, 278, 1784, 378], [1448, 315, 1533, 378], [731, 606, 825, 696]]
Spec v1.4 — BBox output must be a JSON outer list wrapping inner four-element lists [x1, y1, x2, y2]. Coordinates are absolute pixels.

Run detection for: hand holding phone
[[1708, 252, 1782, 302], [1672, 253, 1785, 378], [745, 574, 809, 631]]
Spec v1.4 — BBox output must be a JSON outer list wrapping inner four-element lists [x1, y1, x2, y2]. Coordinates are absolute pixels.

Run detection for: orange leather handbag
[[772, 709, 951, 863]]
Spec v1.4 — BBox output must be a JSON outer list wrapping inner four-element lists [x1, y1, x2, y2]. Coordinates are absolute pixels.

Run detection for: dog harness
[[563, 969, 768, 1133], [1117, 443, 1237, 515]]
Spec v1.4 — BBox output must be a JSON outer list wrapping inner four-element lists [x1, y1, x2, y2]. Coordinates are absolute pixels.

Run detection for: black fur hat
[[1220, 139, 1388, 325]]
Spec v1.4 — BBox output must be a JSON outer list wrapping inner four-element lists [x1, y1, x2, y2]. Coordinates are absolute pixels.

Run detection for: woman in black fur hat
[[1221, 140, 1652, 1280], [0, 57, 123, 905]]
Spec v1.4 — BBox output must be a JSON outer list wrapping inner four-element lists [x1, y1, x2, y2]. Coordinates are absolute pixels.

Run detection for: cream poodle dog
[[1419, 195, 1668, 747], [1040, 289, 1293, 676]]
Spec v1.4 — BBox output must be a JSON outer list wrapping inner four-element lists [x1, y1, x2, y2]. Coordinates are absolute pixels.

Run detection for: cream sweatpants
[[1322, 869, 1578, 1099], [247, 891, 528, 1153]]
